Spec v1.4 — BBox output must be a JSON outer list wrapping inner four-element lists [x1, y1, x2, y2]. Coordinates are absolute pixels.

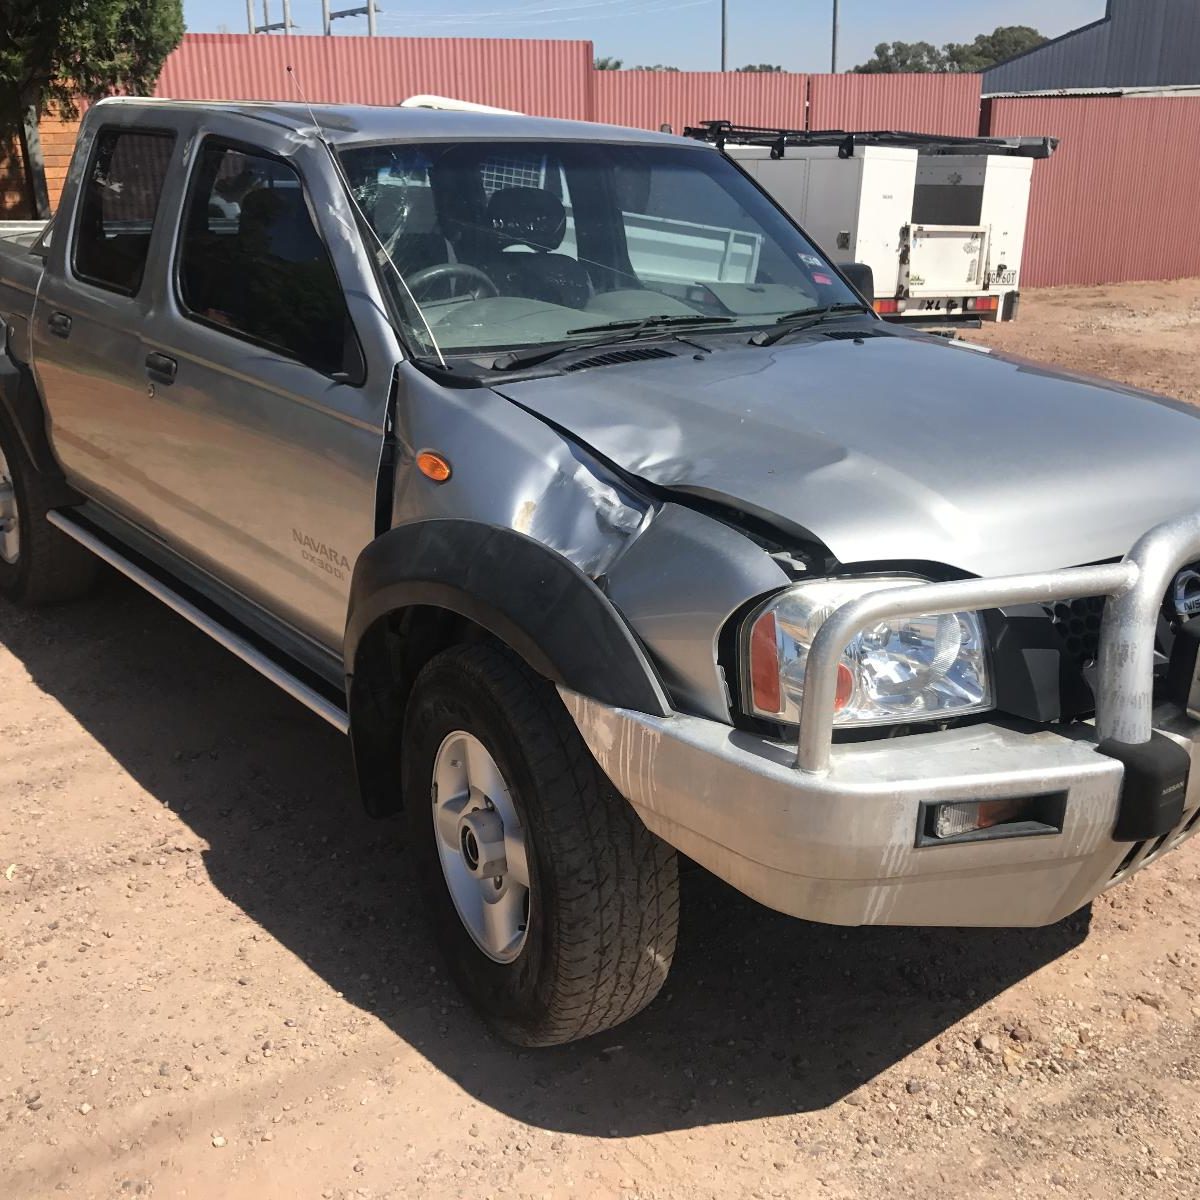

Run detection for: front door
[[136, 130, 396, 649]]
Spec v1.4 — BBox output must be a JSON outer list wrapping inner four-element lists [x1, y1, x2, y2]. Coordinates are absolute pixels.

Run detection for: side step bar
[[48, 511, 350, 734]]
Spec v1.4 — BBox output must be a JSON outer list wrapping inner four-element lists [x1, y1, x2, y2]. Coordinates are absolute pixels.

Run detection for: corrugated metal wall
[[983, 0, 1200, 94], [155, 33, 594, 119], [985, 95, 1200, 287], [592, 70, 808, 135], [808, 72, 982, 135]]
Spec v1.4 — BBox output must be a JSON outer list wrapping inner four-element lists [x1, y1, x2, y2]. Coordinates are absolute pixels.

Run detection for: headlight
[[741, 577, 992, 728]]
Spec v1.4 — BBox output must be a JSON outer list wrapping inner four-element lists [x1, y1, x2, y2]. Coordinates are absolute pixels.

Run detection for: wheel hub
[[432, 731, 531, 963], [0, 443, 19, 565]]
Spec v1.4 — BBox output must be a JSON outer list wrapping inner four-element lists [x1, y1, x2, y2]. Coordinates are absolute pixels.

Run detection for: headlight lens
[[742, 577, 992, 728]]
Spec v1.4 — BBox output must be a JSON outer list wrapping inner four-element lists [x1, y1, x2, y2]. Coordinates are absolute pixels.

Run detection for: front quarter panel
[[391, 363, 648, 578]]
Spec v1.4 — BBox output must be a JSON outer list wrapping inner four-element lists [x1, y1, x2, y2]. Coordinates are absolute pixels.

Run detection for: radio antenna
[[285, 65, 447, 369]]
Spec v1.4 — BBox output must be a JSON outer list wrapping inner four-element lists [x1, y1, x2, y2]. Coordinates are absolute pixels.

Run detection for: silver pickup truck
[[2, 98, 1199, 1047]]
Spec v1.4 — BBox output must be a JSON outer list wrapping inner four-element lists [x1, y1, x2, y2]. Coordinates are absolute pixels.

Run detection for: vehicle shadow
[[0, 576, 1089, 1135]]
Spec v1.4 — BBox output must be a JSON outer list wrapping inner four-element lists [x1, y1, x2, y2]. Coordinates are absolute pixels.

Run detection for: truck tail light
[[874, 299, 900, 315], [966, 296, 999, 313]]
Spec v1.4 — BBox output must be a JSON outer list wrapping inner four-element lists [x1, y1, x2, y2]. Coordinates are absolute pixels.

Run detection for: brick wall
[[0, 112, 83, 219]]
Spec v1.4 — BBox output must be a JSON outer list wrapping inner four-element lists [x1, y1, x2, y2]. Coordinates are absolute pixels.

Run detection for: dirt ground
[[3, 277, 1200, 1200]]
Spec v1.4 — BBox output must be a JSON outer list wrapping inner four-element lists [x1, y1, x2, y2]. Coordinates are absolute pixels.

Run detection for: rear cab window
[[176, 140, 363, 381], [73, 128, 176, 295]]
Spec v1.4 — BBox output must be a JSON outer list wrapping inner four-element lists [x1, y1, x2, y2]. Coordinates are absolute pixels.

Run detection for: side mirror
[[837, 262, 875, 302]]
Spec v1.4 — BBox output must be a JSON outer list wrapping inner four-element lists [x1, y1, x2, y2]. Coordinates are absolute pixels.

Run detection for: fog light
[[932, 798, 1029, 839], [919, 793, 1067, 846]]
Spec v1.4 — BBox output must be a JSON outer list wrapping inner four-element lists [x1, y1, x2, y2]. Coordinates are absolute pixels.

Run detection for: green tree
[[943, 26, 1047, 72], [736, 64, 783, 73], [852, 40, 948, 74], [594, 56, 624, 70], [0, 0, 185, 217], [632, 64, 681, 72], [852, 26, 1046, 75]]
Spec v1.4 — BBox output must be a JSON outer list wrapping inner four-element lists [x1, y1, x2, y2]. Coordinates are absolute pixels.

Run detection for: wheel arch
[[344, 519, 671, 817], [0, 346, 77, 505]]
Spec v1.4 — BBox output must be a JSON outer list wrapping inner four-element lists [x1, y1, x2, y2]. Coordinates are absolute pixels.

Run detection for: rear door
[[32, 117, 181, 518]]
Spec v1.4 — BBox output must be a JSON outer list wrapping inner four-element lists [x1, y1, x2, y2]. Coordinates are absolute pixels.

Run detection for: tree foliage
[[593, 55, 623, 70], [632, 64, 680, 72], [736, 64, 783, 73], [943, 26, 1046, 72], [852, 25, 1045, 74], [0, 0, 184, 123]]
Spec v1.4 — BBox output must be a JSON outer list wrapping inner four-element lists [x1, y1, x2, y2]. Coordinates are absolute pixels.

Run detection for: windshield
[[338, 139, 860, 358]]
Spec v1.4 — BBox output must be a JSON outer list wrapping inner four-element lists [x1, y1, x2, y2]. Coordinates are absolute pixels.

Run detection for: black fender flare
[[343, 519, 671, 815], [0, 352, 78, 506]]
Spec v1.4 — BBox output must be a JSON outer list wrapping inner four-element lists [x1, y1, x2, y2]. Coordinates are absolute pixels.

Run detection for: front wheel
[[402, 643, 679, 1046]]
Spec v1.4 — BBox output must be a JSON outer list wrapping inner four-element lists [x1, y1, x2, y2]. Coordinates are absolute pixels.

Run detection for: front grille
[[1109, 807, 1200, 883], [1045, 596, 1106, 671]]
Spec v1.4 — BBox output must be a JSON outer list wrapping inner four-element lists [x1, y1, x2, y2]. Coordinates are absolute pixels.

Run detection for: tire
[[402, 642, 679, 1047], [0, 404, 97, 606]]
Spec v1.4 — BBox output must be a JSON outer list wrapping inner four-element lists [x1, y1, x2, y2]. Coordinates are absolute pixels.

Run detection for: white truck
[[689, 124, 1058, 324]]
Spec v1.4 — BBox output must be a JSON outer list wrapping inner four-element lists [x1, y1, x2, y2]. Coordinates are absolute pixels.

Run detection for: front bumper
[[562, 692, 1200, 926], [562, 508, 1200, 928]]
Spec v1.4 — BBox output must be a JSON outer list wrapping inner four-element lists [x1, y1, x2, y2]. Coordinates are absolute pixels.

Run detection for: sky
[[187, 0, 1108, 73]]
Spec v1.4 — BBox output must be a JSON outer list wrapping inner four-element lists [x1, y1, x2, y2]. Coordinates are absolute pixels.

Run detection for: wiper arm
[[489, 314, 735, 372], [749, 303, 874, 348], [565, 313, 735, 336]]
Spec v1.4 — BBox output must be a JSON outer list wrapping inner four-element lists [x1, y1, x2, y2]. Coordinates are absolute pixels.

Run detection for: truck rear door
[[901, 223, 989, 299], [31, 116, 183, 521]]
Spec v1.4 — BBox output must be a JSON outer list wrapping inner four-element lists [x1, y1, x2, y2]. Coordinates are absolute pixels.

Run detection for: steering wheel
[[405, 262, 499, 301]]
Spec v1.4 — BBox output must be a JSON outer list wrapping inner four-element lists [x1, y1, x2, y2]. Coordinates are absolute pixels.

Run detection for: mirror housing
[[837, 261, 875, 302]]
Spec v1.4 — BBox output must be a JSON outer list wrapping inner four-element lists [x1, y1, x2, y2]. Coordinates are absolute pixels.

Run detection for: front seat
[[481, 186, 592, 309]]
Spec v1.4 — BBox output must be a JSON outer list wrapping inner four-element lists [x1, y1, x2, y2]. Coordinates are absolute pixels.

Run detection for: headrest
[[486, 186, 566, 253]]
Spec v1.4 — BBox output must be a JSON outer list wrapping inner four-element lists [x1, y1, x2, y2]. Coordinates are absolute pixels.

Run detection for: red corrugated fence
[[984, 96, 1200, 287], [156, 33, 594, 119], [592, 70, 808, 135], [808, 72, 982, 136]]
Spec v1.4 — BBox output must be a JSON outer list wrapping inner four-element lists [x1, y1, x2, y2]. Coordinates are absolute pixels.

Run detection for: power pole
[[252, 0, 292, 32], [325, 0, 380, 34], [831, 0, 839, 73], [322, 0, 331, 34], [245, 0, 254, 33], [721, 0, 727, 71]]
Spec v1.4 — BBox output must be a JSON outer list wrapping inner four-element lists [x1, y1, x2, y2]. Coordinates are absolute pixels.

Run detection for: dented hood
[[492, 333, 1200, 577]]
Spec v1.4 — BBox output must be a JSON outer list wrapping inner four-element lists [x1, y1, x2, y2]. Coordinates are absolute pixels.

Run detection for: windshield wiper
[[489, 313, 736, 372], [749, 302, 875, 348], [565, 313, 736, 336]]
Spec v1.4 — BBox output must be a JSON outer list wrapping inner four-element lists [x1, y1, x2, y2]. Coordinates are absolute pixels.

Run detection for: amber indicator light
[[416, 451, 452, 482]]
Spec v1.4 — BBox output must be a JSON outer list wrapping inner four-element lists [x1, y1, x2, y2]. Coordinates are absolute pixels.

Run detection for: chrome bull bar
[[797, 509, 1200, 774]]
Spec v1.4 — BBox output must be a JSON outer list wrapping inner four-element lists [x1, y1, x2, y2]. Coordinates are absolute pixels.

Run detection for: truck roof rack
[[684, 122, 1059, 160]]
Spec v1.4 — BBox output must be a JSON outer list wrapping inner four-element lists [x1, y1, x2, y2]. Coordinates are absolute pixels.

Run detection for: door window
[[178, 142, 361, 379], [73, 128, 175, 295]]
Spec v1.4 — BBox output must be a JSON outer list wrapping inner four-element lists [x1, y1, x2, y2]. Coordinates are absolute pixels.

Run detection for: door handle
[[47, 311, 72, 338], [145, 352, 177, 385]]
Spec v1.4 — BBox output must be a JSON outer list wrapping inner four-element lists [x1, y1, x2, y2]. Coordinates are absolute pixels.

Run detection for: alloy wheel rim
[[431, 731, 531, 963], [0, 444, 19, 564]]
